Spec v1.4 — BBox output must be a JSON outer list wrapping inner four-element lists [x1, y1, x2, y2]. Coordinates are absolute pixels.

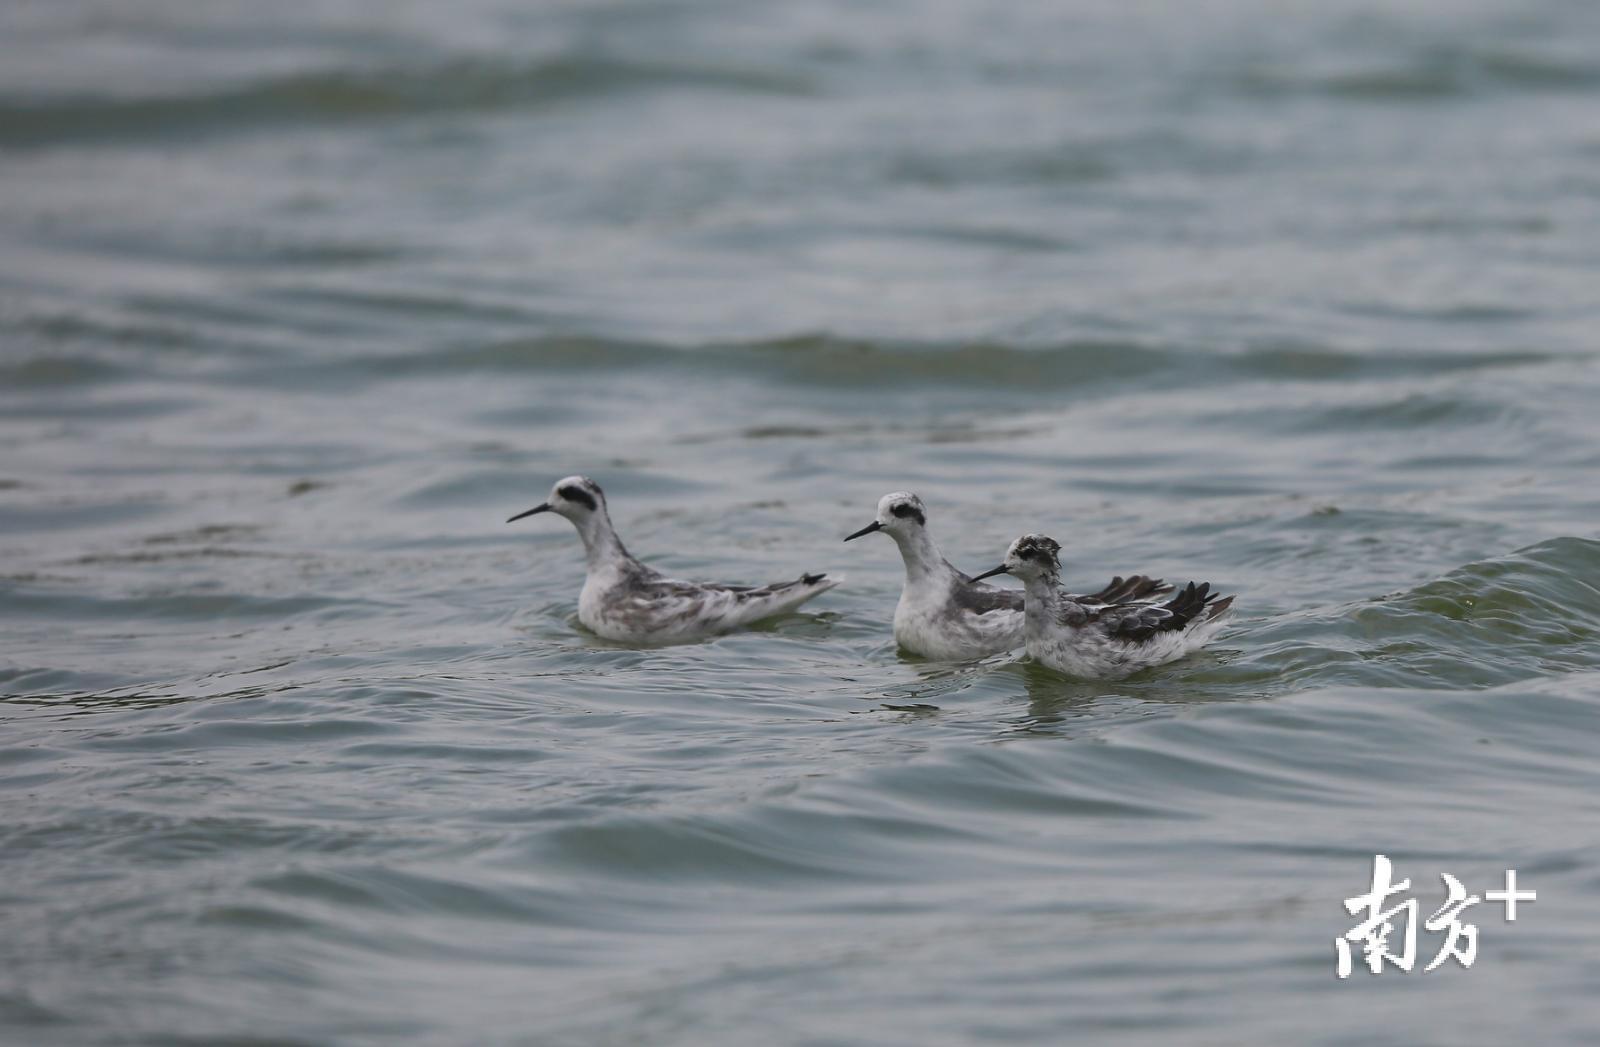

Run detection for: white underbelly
[[894, 599, 1022, 661], [1027, 622, 1207, 680]]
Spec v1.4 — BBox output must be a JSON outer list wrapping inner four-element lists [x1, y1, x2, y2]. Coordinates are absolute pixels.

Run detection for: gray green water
[[4, 1, 1600, 1043]]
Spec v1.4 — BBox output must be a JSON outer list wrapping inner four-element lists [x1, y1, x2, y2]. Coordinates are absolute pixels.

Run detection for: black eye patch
[[558, 485, 598, 511], [1017, 539, 1059, 565], [889, 503, 925, 526]]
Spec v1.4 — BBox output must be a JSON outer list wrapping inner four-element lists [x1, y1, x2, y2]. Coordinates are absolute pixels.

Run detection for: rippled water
[[5, 0, 1600, 1043]]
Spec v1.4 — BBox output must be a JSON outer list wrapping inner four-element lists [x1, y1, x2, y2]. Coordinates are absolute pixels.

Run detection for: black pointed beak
[[970, 564, 1009, 582], [843, 521, 883, 542], [506, 503, 551, 523]]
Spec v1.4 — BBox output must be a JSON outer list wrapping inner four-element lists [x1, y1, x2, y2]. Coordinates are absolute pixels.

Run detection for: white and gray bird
[[972, 534, 1234, 679], [844, 492, 1173, 661], [508, 476, 838, 644]]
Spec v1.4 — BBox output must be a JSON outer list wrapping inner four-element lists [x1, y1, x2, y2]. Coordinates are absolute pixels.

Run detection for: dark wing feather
[[1075, 574, 1174, 607], [951, 578, 1025, 615], [1089, 581, 1229, 642]]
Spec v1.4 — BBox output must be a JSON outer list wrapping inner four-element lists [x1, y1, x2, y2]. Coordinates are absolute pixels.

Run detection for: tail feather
[[1162, 581, 1237, 631], [732, 571, 839, 624]]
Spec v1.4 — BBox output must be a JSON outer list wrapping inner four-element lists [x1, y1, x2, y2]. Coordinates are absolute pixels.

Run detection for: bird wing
[[950, 578, 1024, 615], [633, 572, 835, 629], [1072, 574, 1174, 607], [1071, 581, 1230, 641], [643, 572, 826, 601]]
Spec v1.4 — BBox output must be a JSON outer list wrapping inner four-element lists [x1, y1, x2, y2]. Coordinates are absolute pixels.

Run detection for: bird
[[843, 492, 1173, 661], [971, 533, 1233, 680], [508, 475, 839, 644]]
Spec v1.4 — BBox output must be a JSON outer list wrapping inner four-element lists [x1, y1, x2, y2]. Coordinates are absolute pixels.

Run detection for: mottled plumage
[[844, 493, 1172, 661], [509, 476, 838, 644], [974, 533, 1234, 679]]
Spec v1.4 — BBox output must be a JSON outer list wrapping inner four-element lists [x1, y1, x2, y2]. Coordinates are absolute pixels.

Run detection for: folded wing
[[1080, 581, 1233, 641], [1076, 574, 1174, 608]]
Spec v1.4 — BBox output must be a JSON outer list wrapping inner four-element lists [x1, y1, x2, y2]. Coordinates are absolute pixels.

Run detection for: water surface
[[4, 1, 1600, 1043]]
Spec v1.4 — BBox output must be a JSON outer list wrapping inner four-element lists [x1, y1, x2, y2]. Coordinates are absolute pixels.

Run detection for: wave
[[1337, 537, 1600, 689], [269, 333, 1564, 395], [0, 55, 815, 149], [1235, 45, 1600, 102]]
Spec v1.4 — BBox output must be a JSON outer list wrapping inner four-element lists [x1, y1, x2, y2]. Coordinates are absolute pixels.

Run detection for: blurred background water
[[4, 0, 1600, 1043]]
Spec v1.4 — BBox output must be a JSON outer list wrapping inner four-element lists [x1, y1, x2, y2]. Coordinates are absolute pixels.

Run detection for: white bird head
[[972, 533, 1062, 583], [507, 475, 607, 525], [843, 491, 927, 542]]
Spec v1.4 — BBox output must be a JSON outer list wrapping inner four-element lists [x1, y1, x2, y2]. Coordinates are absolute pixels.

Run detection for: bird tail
[[732, 571, 839, 625]]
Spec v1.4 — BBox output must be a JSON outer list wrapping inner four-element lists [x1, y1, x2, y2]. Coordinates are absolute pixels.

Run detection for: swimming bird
[[508, 476, 838, 644], [843, 492, 1172, 661], [971, 534, 1233, 679]]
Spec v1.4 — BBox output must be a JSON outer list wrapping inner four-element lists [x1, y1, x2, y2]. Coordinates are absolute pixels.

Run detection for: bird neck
[[1021, 571, 1072, 619], [890, 526, 956, 587], [575, 508, 633, 571]]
